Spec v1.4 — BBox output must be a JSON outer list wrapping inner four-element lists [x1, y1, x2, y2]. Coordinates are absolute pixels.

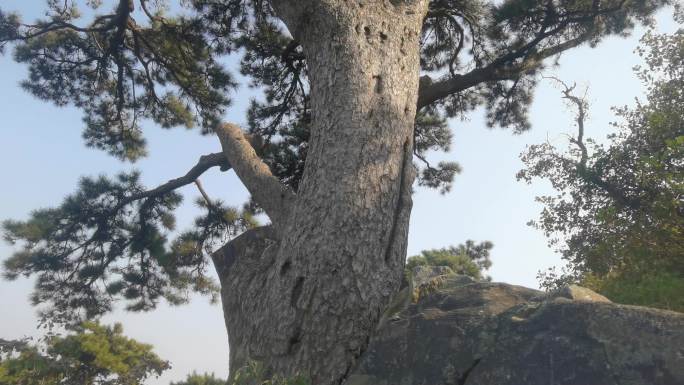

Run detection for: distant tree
[[406, 240, 493, 280], [171, 372, 227, 385], [518, 11, 684, 311], [0, 322, 168, 385]]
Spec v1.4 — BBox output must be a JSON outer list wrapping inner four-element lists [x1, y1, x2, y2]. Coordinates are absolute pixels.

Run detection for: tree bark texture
[[213, 2, 429, 384]]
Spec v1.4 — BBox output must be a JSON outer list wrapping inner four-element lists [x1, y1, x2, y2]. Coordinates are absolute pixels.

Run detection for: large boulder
[[348, 267, 684, 385]]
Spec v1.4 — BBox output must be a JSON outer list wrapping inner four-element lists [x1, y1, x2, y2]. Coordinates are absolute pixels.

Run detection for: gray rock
[[410, 265, 458, 287], [348, 272, 684, 385], [548, 284, 612, 303]]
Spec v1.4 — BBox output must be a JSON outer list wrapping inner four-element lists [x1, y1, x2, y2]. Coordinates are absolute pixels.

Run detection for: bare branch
[[544, 76, 589, 165], [547, 77, 643, 210], [121, 152, 230, 206], [194, 179, 214, 208], [216, 123, 296, 229], [140, 0, 167, 24]]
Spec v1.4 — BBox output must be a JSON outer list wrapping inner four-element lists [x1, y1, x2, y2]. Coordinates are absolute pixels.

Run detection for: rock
[[409, 266, 473, 304], [548, 284, 612, 303], [348, 271, 684, 385], [410, 265, 459, 286]]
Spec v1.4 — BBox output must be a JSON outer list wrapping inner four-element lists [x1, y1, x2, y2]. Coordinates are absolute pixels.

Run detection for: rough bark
[[216, 123, 296, 229], [212, 1, 429, 384]]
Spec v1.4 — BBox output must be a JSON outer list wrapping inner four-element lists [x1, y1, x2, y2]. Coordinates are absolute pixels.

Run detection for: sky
[[0, 2, 679, 384]]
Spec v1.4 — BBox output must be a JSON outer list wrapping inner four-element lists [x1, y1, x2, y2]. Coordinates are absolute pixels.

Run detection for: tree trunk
[[213, 2, 428, 384]]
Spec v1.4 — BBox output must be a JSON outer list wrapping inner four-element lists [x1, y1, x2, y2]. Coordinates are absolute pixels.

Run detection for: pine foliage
[[406, 240, 494, 280], [2, 172, 255, 323], [0, 322, 169, 385], [171, 372, 228, 385]]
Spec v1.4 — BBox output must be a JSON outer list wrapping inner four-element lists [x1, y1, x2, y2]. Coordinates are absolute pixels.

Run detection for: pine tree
[[0, 0, 670, 383], [406, 240, 493, 279], [0, 322, 168, 385], [171, 372, 228, 385]]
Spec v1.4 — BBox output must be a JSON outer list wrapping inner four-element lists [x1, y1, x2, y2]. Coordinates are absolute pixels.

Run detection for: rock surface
[[547, 284, 612, 303], [348, 267, 684, 385]]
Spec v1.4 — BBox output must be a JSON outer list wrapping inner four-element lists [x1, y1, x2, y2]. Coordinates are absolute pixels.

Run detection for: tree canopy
[[406, 240, 493, 280], [0, 322, 168, 385], [171, 372, 228, 385], [0, 0, 672, 325], [519, 9, 683, 310]]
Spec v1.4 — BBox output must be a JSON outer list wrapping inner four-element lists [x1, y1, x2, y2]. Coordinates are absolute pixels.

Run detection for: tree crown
[[520, 10, 683, 310], [0, 322, 169, 385], [406, 240, 493, 280]]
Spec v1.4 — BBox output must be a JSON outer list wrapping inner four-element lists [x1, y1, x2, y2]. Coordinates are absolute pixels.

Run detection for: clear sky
[[0, 2, 678, 384]]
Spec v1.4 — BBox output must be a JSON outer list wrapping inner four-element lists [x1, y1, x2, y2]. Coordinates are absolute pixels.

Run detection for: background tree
[[518, 10, 684, 311], [0, 0, 671, 383], [170, 363, 308, 385], [0, 322, 169, 385], [170, 372, 227, 385], [406, 240, 493, 280]]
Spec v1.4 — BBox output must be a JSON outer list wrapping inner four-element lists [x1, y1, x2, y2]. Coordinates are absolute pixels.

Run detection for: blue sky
[[0, 2, 678, 384]]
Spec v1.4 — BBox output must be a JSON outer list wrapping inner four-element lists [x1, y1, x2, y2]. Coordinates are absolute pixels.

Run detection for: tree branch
[[120, 152, 230, 206], [2, 0, 132, 43], [216, 123, 296, 229], [548, 77, 643, 211], [417, 32, 592, 109], [545, 76, 590, 165]]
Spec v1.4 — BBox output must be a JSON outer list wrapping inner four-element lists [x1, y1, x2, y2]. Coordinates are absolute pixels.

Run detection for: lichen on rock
[[349, 267, 684, 385]]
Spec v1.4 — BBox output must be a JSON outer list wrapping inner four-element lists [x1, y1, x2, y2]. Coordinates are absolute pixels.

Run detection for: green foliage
[[416, 0, 669, 189], [521, 19, 684, 310], [583, 271, 684, 312], [0, 322, 169, 385], [171, 372, 227, 385], [418, 161, 462, 194], [406, 240, 493, 280], [424, 0, 667, 132], [413, 108, 462, 193], [2, 2, 236, 161], [1, 172, 255, 324], [0, 0, 668, 180]]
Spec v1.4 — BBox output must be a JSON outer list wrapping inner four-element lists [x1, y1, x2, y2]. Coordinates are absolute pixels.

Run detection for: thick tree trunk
[[213, 2, 428, 384]]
